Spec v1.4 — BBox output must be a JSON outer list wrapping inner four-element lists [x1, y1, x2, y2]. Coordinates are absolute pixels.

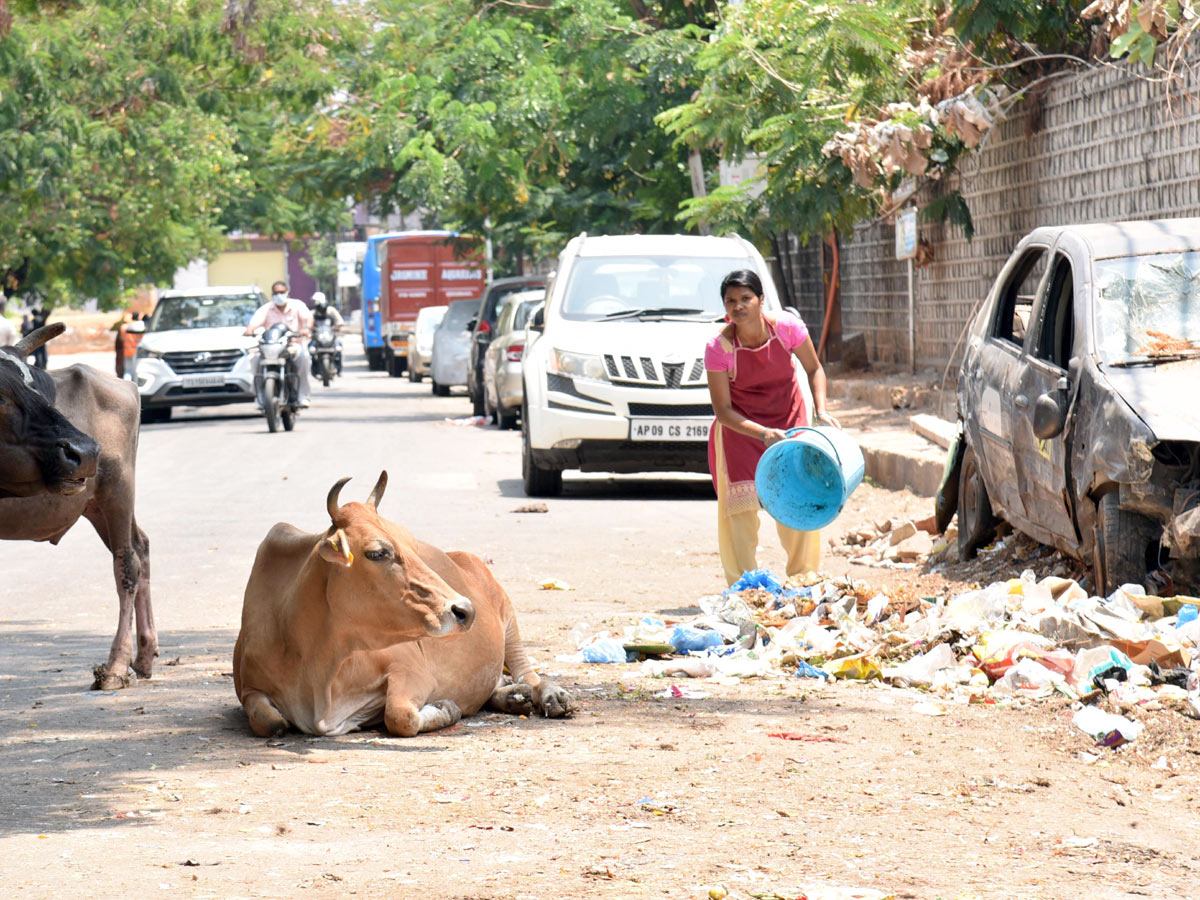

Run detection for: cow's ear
[[318, 528, 354, 567]]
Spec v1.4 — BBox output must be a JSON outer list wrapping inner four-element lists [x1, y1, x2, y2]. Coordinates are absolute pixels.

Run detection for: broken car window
[[1094, 252, 1200, 365], [1032, 256, 1075, 369], [991, 248, 1047, 347]]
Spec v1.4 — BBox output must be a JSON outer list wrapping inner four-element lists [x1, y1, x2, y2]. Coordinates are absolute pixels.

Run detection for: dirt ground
[[2, 364, 1199, 900]]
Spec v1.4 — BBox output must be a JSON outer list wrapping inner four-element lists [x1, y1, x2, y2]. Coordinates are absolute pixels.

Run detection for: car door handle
[[1014, 394, 1029, 409]]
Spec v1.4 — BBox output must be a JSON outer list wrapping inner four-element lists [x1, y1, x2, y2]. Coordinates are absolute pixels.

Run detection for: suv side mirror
[[126, 320, 146, 334], [531, 306, 545, 333], [466, 318, 477, 332], [1032, 376, 1070, 440]]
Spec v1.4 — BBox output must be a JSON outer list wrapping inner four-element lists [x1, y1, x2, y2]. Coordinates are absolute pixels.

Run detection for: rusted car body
[[944, 219, 1200, 594]]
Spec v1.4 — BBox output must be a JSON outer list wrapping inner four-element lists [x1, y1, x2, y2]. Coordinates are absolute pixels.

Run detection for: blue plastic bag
[[1178, 605, 1198, 628], [581, 638, 629, 664], [793, 660, 831, 680], [726, 568, 798, 599], [668, 625, 724, 653]]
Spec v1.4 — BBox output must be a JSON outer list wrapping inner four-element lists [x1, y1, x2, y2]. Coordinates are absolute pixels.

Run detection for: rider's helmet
[[311, 291, 327, 312]]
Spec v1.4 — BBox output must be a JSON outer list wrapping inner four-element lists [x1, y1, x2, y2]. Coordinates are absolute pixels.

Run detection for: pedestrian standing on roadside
[[0, 298, 15, 347], [705, 269, 840, 586], [25, 306, 49, 368]]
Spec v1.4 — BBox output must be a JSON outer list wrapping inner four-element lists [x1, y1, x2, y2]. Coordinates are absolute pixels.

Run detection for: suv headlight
[[135, 345, 161, 359], [550, 348, 607, 382]]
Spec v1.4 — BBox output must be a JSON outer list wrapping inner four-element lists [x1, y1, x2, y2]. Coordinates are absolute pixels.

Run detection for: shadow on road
[[496, 477, 715, 501]]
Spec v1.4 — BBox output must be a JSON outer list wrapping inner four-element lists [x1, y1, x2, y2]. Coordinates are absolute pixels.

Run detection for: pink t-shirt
[[704, 312, 809, 372]]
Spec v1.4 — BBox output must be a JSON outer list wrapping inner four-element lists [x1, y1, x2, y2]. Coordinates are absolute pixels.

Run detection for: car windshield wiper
[[599, 307, 708, 320], [1107, 350, 1200, 367]]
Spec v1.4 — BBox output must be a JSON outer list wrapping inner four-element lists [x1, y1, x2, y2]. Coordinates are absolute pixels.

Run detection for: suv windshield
[[560, 256, 752, 321], [148, 294, 261, 332], [1094, 252, 1200, 364]]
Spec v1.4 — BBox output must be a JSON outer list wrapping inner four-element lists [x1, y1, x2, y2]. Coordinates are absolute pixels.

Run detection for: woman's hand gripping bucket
[[754, 426, 865, 531]]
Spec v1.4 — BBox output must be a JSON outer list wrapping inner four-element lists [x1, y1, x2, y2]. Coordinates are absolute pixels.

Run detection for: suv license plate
[[181, 373, 226, 389], [629, 419, 710, 441]]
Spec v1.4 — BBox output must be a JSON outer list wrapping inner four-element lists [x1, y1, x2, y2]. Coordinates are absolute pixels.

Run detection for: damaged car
[[941, 218, 1200, 595]]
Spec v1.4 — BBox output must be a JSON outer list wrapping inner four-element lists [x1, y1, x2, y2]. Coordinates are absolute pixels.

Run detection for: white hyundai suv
[[133, 286, 264, 422], [520, 233, 786, 496]]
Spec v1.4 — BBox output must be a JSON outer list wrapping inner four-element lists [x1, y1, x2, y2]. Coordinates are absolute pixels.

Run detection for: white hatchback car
[[133, 286, 264, 422], [520, 233, 787, 496]]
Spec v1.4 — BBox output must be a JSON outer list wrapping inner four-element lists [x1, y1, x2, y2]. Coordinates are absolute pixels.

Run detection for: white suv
[[133, 286, 264, 422], [520, 233, 785, 496]]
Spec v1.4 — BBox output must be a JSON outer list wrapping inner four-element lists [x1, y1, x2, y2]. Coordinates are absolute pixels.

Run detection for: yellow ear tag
[[329, 530, 354, 567]]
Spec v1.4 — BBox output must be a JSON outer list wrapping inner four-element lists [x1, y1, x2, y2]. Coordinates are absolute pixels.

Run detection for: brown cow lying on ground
[[233, 472, 574, 736]]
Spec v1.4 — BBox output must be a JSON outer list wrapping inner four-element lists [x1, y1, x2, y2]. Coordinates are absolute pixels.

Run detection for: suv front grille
[[628, 402, 713, 417], [601, 353, 707, 389], [163, 349, 245, 374]]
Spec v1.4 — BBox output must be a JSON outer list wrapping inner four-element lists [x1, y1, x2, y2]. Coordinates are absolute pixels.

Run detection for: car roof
[[488, 275, 546, 289], [1030, 218, 1200, 259], [158, 286, 263, 298], [500, 289, 545, 307], [575, 233, 754, 258]]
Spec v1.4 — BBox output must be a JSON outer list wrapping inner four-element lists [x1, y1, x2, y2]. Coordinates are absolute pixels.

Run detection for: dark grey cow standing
[[0, 324, 156, 689]]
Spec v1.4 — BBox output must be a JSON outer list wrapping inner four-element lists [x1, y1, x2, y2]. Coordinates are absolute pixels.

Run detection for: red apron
[[708, 318, 807, 516]]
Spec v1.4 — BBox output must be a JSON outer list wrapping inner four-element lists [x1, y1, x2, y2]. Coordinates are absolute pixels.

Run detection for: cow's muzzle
[[430, 595, 475, 636], [48, 435, 100, 494]]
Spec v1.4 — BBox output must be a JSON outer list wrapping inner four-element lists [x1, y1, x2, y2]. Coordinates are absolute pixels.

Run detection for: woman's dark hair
[[720, 269, 763, 300]]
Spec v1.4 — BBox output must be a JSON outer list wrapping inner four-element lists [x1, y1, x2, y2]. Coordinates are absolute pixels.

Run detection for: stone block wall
[[831, 56, 1200, 370]]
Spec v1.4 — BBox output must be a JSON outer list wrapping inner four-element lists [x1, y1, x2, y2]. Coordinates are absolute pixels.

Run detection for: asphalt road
[[7, 336, 729, 688]]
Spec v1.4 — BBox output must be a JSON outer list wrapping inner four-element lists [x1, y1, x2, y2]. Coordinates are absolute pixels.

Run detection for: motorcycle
[[254, 323, 302, 433], [310, 319, 339, 388]]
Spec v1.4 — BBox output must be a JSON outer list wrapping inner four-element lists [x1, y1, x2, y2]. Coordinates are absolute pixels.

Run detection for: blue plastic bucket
[[755, 426, 865, 531]]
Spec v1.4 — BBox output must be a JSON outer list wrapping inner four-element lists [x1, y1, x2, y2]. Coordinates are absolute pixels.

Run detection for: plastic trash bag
[[668, 625, 725, 653], [883, 643, 955, 687], [727, 568, 793, 596], [793, 660, 831, 680], [580, 638, 628, 663], [1072, 705, 1144, 745]]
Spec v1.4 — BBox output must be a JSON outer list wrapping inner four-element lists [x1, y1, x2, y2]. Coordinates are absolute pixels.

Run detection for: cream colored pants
[[718, 508, 820, 587]]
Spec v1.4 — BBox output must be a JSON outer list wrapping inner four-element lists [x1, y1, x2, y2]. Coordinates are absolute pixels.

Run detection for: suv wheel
[[521, 401, 562, 497]]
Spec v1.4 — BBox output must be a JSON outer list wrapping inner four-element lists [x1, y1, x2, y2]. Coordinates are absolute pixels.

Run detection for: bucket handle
[[782, 426, 843, 471]]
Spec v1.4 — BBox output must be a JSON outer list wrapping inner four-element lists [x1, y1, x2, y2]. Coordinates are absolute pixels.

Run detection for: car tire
[[408, 364, 420, 383], [522, 402, 562, 497], [367, 349, 385, 371], [1093, 491, 1157, 595], [957, 441, 997, 560], [432, 379, 450, 397], [387, 354, 404, 378], [497, 402, 518, 431]]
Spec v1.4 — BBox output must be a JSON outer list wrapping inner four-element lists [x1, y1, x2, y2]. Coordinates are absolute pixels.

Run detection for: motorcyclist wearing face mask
[[309, 291, 345, 375], [244, 280, 315, 407]]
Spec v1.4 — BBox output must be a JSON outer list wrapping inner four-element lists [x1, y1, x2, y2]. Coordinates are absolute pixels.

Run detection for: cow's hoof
[[536, 682, 575, 719], [417, 699, 462, 733], [133, 648, 157, 680], [92, 665, 136, 691], [487, 682, 534, 716]]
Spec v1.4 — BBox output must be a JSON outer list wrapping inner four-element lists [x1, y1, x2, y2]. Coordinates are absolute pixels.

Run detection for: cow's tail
[[503, 616, 541, 689]]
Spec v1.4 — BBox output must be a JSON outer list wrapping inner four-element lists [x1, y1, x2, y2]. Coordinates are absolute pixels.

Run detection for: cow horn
[[12, 322, 65, 356], [366, 470, 387, 509], [327, 476, 351, 520]]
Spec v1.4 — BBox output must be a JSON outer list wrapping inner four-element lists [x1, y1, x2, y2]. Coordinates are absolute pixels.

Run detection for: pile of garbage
[[842, 518, 940, 568], [561, 569, 1200, 745]]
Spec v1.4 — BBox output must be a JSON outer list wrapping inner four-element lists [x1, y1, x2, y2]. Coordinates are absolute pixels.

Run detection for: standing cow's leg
[[83, 499, 142, 690], [383, 669, 460, 736], [129, 522, 157, 678], [497, 615, 575, 718]]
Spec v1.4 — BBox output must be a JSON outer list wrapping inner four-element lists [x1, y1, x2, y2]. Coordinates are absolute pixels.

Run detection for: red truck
[[381, 232, 485, 377]]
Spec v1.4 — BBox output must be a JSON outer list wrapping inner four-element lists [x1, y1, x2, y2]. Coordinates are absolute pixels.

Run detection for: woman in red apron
[[705, 270, 839, 586]]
